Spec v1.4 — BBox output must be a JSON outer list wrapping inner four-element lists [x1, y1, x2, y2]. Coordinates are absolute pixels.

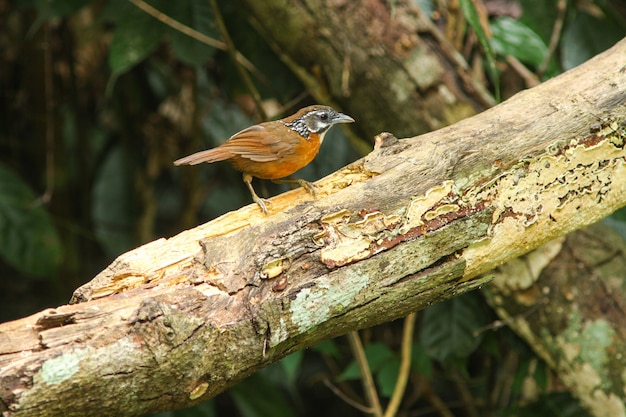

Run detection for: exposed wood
[[0, 39, 625, 417]]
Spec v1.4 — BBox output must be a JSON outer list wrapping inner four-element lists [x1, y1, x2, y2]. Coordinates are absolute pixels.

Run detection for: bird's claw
[[298, 180, 318, 197], [253, 196, 272, 215]]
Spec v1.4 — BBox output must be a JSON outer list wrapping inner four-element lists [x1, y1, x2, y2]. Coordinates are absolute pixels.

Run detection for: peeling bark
[[0, 39, 625, 417]]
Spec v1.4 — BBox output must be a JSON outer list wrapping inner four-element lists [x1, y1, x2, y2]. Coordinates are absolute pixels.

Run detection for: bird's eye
[[319, 112, 329, 121]]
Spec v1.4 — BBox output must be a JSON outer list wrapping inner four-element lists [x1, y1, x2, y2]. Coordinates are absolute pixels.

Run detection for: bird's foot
[[253, 195, 272, 215], [273, 178, 318, 198], [297, 180, 318, 197]]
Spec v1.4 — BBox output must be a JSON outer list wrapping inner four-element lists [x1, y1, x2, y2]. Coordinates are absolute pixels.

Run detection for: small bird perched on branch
[[174, 105, 355, 214]]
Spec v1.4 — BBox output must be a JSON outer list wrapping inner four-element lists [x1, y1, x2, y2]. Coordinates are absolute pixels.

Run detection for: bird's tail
[[173, 148, 232, 166]]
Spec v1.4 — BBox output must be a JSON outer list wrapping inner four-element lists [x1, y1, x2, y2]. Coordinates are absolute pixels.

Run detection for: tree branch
[[0, 39, 625, 417]]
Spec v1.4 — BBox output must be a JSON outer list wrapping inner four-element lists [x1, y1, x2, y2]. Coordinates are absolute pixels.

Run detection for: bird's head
[[285, 105, 354, 141]]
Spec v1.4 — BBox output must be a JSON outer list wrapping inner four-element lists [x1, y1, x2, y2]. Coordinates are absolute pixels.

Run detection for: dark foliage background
[[1, 0, 625, 416]]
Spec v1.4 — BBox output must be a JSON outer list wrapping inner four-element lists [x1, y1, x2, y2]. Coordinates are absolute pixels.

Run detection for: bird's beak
[[333, 112, 355, 124]]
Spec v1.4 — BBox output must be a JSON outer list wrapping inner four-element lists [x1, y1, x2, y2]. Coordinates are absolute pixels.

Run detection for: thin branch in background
[[490, 350, 520, 410], [208, 0, 267, 120], [323, 378, 374, 414], [127, 0, 261, 82], [414, 3, 495, 108], [451, 367, 480, 417], [420, 379, 456, 417], [473, 299, 544, 337], [537, 0, 567, 76], [347, 331, 384, 417], [280, 91, 310, 115], [128, 0, 225, 48], [506, 55, 540, 88], [383, 312, 417, 417]]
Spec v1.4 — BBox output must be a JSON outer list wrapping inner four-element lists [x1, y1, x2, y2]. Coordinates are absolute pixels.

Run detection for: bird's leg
[[273, 178, 318, 198], [243, 173, 271, 214]]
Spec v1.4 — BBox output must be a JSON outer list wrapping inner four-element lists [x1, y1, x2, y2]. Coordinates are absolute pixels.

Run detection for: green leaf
[[338, 343, 395, 381], [337, 360, 361, 381], [107, 0, 218, 74], [458, 0, 500, 101], [376, 357, 401, 398], [108, 0, 165, 75], [363, 343, 395, 372], [420, 293, 490, 364], [162, 0, 217, 67], [410, 342, 433, 379], [510, 357, 531, 400], [491, 17, 548, 67], [532, 358, 549, 392], [280, 350, 304, 385], [0, 165, 62, 277]]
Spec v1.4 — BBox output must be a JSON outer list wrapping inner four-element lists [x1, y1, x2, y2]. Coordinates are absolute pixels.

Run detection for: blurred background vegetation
[[1, 0, 625, 416]]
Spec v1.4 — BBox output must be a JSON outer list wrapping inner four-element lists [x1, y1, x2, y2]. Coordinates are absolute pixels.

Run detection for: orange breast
[[230, 132, 322, 180]]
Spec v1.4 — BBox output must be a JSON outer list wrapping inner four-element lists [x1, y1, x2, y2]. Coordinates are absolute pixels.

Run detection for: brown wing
[[173, 124, 292, 166], [221, 124, 293, 162]]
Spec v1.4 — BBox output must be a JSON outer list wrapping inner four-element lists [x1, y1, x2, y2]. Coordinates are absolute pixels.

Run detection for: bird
[[174, 105, 355, 214]]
